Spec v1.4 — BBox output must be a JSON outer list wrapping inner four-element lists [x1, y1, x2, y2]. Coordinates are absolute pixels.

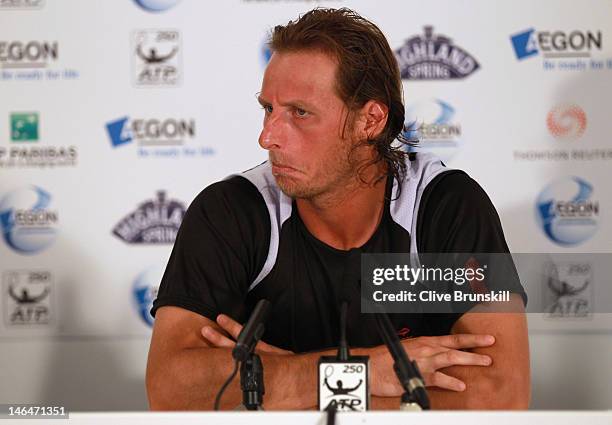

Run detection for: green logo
[[10, 112, 39, 142]]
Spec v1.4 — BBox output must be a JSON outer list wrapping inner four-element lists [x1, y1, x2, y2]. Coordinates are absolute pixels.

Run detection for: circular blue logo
[[402, 99, 462, 163], [536, 177, 599, 246], [0, 186, 58, 254], [134, 0, 180, 12], [132, 265, 164, 327]]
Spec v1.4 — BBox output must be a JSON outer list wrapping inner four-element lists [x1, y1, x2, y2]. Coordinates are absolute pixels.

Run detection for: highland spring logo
[[112, 191, 185, 244], [394, 26, 480, 80], [536, 177, 599, 246]]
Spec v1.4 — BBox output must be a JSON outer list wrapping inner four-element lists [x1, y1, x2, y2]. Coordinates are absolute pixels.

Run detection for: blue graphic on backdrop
[[536, 177, 599, 246], [510, 29, 539, 60], [105, 117, 132, 147], [402, 99, 462, 162], [0, 186, 58, 254], [132, 264, 164, 327], [133, 0, 180, 12], [261, 39, 272, 67]]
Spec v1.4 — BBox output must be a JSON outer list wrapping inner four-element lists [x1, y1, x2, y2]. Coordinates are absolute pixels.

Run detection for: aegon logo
[[536, 177, 599, 246], [105, 117, 195, 147], [0, 41, 58, 68], [511, 29, 602, 60], [554, 201, 598, 218]]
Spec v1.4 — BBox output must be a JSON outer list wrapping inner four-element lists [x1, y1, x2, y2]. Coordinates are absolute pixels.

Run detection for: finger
[[431, 334, 495, 349], [201, 325, 236, 348], [426, 371, 466, 392], [216, 314, 243, 340], [431, 349, 492, 370]]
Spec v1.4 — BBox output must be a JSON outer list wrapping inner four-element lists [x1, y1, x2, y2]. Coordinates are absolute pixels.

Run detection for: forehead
[[261, 50, 341, 105]]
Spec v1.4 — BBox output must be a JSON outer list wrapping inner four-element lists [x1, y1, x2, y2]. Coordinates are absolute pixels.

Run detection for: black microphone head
[[232, 299, 270, 362]]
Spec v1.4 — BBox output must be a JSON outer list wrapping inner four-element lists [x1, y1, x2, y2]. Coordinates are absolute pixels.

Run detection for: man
[[146, 8, 530, 410]]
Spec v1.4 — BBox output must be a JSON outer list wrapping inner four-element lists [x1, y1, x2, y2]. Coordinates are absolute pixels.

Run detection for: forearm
[[371, 371, 529, 411], [427, 364, 530, 409], [148, 346, 336, 410]]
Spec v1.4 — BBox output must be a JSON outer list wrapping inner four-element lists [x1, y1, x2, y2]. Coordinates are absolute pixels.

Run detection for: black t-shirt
[[152, 165, 526, 353]]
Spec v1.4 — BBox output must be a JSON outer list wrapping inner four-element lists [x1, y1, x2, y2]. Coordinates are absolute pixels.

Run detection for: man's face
[[258, 50, 357, 199]]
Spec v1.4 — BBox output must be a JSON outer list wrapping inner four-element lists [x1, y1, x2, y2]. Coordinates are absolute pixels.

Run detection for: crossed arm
[[146, 294, 530, 410]]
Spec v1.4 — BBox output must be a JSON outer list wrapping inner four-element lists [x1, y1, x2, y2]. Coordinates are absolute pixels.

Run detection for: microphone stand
[[240, 352, 265, 410], [374, 312, 430, 411]]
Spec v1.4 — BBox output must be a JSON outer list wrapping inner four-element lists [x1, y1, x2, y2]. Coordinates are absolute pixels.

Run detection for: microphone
[[215, 299, 271, 411], [318, 249, 370, 412], [374, 310, 430, 410], [232, 299, 271, 363]]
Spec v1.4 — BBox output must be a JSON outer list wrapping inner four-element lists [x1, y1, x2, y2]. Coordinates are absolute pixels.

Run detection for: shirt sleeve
[[415, 170, 527, 334], [150, 176, 270, 322]]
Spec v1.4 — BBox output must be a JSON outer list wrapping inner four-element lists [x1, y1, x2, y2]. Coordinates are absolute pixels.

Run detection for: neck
[[296, 164, 388, 251]]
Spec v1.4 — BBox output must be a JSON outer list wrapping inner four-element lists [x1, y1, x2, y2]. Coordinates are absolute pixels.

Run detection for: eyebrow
[[257, 95, 316, 111]]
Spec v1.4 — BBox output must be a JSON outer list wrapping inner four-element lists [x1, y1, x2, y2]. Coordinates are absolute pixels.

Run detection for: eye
[[261, 104, 273, 114], [295, 108, 308, 117]]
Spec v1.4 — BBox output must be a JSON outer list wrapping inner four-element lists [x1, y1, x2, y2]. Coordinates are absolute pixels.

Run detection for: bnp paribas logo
[[10, 112, 39, 142]]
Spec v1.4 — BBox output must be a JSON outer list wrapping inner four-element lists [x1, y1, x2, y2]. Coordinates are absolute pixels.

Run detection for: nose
[[258, 111, 286, 151]]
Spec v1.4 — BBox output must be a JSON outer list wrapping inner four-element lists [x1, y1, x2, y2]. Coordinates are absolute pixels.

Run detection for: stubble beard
[[274, 142, 357, 202]]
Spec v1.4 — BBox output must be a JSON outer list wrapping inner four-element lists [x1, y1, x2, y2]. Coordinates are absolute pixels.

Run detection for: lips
[[272, 162, 293, 170], [270, 160, 298, 173]]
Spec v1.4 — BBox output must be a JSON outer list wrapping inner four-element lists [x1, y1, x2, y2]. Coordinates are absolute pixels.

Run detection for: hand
[[201, 314, 294, 355], [370, 334, 495, 396]]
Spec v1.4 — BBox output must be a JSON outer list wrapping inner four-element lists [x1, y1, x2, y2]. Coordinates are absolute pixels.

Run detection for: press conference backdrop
[[1, 0, 611, 411]]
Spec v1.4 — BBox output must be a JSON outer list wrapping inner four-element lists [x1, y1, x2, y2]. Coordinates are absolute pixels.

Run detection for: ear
[[357, 100, 388, 140]]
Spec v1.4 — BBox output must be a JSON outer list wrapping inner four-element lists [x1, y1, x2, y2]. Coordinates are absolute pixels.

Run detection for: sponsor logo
[[511, 28, 602, 60], [133, 0, 180, 12], [0, 186, 58, 254], [395, 26, 480, 80], [132, 264, 164, 327], [0, 40, 57, 68], [547, 104, 587, 140], [320, 363, 367, 412], [105, 115, 213, 158], [2, 112, 78, 168], [543, 262, 592, 318], [112, 191, 185, 244], [3, 270, 53, 326], [513, 104, 612, 162], [106, 116, 195, 147], [10, 112, 38, 142], [261, 37, 272, 66], [132, 29, 181, 87], [0, 40, 79, 81], [536, 177, 599, 246], [402, 99, 462, 162], [0, 0, 44, 10], [510, 28, 611, 71]]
